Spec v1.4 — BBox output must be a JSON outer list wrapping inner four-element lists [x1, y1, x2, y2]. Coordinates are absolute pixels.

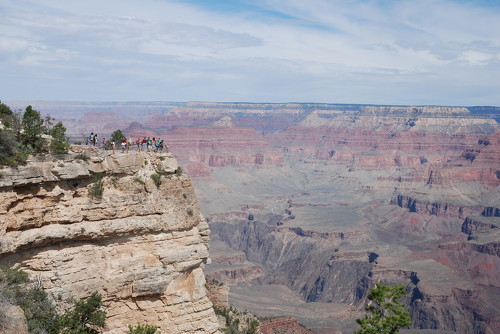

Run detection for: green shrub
[[0, 268, 108, 334], [355, 283, 412, 334], [127, 323, 160, 334], [175, 166, 182, 176], [18, 286, 60, 333], [0, 267, 59, 334], [159, 156, 165, 161], [187, 208, 194, 216], [183, 193, 188, 199], [111, 176, 119, 187], [150, 173, 162, 188], [59, 292, 106, 334], [134, 176, 145, 185], [49, 122, 70, 154], [75, 153, 89, 162], [0, 267, 29, 285], [0, 129, 28, 167], [73, 141, 82, 145], [89, 173, 104, 200]]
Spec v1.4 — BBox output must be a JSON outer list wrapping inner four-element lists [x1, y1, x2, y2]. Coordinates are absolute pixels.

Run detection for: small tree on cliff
[[59, 292, 106, 334], [110, 129, 125, 145], [49, 121, 70, 154], [22, 105, 47, 153], [355, 283, 412, 334]]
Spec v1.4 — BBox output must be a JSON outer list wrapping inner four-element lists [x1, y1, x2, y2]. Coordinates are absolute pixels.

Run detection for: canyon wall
[[0, 148, 219, 334], [11, 101, 500, 334]]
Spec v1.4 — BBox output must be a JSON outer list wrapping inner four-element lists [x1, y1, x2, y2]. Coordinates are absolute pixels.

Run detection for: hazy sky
[[1, 0, 499, 105]]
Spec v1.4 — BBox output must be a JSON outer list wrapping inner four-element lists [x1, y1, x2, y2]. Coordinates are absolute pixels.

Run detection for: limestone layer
[[0, 149, 219, 334]]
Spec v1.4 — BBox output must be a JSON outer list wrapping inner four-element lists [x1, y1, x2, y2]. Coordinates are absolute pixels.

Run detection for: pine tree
[[21, 105, 47, 153], [49, 122, 70, 154], [355, 283, 412, 334]]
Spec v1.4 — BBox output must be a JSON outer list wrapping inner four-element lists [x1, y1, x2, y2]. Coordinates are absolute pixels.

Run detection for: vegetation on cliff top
[[0, 101, 69, 167]]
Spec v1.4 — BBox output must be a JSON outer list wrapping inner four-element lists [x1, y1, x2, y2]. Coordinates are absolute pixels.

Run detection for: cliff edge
[[0, 148, 220, 333]]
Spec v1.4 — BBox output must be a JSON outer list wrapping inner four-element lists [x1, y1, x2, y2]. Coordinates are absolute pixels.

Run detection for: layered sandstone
[[0, 148, 219, 334]]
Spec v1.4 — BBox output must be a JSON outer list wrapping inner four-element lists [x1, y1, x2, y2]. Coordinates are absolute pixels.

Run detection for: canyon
[[5, 101, 500, 334]]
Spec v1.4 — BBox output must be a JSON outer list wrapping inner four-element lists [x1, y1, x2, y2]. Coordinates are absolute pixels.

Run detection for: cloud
[[0, 0, 499, 105]]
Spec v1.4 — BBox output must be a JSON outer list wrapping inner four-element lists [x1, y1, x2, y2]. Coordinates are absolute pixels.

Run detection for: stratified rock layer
[[0, 149, 219, 334]]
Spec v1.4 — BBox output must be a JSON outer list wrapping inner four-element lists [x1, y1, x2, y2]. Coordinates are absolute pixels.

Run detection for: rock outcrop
[[0, 149, 219, 334]]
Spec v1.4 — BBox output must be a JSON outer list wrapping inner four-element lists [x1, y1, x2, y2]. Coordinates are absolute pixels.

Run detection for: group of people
[[86, 132, 99, 146], [86, 133, 167, 153], [135, 137, 165, 152]]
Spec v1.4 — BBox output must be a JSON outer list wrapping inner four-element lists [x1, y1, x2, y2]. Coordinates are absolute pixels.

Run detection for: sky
[[1, 0, 499, 106]]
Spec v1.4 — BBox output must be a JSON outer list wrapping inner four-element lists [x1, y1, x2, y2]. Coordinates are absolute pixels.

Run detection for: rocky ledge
[[0, 148, 219, 334]]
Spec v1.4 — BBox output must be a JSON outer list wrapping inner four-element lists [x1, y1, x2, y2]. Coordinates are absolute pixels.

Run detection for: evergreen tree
[[0, 101, 13, 117], [59, 292, 106, 334], [21, 105, 47, 153], [49, 122, 70, 154], [110, 129, 126, 145], [355, 283, 412, 334]]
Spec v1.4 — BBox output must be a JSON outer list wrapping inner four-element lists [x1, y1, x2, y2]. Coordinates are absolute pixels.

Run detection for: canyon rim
[[2, 101, 500, 334]]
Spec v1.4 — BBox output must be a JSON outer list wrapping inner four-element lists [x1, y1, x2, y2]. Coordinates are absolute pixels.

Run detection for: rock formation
[[0, 148, 219, 334]]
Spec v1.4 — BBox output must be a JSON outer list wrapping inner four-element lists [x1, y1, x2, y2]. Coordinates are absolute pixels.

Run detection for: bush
[[175, 166, 182, 176], [127, 323, 160, 334], [0, 268, 108, 334], [134, 176, 145, 185], [49, 122, 70, 154], [150, 173, 162, 188], [89, 173, 104, 200], [18, 286, 60, 333], [59, 292, 106, 334], [0, 129, 28, 167], [75, 153, 90, 162], [355, 283, 412, 334], [0, 267, 59, 334]]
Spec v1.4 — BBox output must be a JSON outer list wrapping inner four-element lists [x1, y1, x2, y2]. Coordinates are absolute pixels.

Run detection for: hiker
[[102, 137, 106, 148], [136, 138, 141, 151], [112, 141, 116, 154], [93, 134, 98, 146], [141, 137, 146, 151], [146, 137, 152, 152], [156, 138, 163, 152], [88, 132, 93, 146]]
